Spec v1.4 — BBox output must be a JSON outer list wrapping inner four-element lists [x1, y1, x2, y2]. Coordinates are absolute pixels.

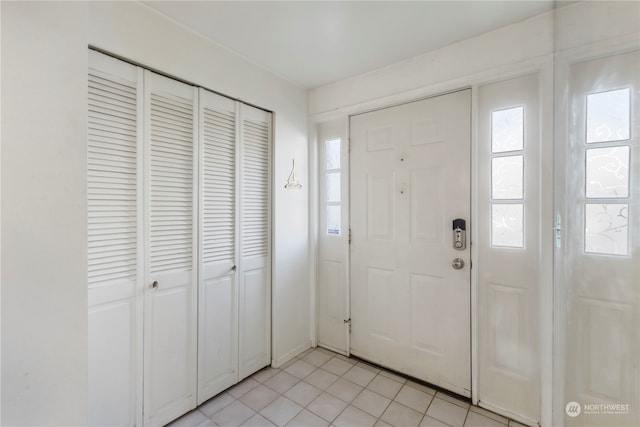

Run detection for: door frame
[[313, 57, 554, 425]]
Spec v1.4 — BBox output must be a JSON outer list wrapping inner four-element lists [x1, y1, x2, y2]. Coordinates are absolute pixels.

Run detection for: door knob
[[452, 258, 464, 270], [152, 280, 158, 289]]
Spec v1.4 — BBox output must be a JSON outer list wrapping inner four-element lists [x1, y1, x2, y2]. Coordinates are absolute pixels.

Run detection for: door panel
[[87, 50, 142, 427], [477, 74, 541, 423], [350, 90, 471, 396], [317, 119, 350, 354], [238, 104, 272, 380], [144, 70, 198, 427], [198, 89, 239, 403], [563, 49, 639, 427]]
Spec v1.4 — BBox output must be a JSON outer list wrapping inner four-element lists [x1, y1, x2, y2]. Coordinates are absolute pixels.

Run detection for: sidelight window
[[490, 107, 525, 248], [325, 138, 342, 235]]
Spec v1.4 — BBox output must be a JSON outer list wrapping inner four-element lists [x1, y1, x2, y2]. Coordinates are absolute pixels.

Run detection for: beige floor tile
[[229, 379, 261, 399], [355, 361, 381, 374], [284, 381, 323, 407], [167, 410, 208, 427], [326, 378, 364, 403], [434, 392, 470, 410], [196, 418, 218, 427], [303, 350, 334, 367], [305, 369, 340, 390], [343, 365, 377, 387], [333, 354, 357, 365], [351, 389, 391, 418], [286, 409, 330, 427], [296, 348, 315, 359], [170, 347, 524, 427], [307, 392, 349, 422], [426, 398, 468, 427], [378, 370, 407, 384], [200, 393, 236, 417], [419, 415, 450, 427], [395, 385, 433, 414], [260, 396, 302, 427], [241, 413, 276, 427], [333, 405, 377, 427], [405, 380, 436, 396], [240, 384, 281, 411], [211, 400, 256, 427], [284, 359, 317, 379], [264, 371, 300, 394], [278, 358, 298, 370], [380, 402, 424, 427], [252, 367, 280, 383], [464, 411, 506, 427], [468, 406, 508, 424], [367, 375, 403, 399], [322, 357, 354, 376]]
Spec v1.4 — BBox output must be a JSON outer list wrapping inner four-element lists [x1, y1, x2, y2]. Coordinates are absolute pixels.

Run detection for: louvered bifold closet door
[[87, 51, 142, 427], [198, 89, 239, 403], [238, 104, 272, 379], [143, 71, 198, 427]]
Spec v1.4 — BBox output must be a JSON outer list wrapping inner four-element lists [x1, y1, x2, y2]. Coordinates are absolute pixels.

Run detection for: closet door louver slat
[[148, 92, 194, 275], [87, 71, 138, 287], [241, 119, 269, 258], [203, 107, 236, 264]]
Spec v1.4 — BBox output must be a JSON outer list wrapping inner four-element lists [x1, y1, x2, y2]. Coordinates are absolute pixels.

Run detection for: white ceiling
[[143, 1, 557, 89]]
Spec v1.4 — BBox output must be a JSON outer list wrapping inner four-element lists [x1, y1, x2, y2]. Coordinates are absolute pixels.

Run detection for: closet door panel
[[87, 51, 142, 427], [143, 70, 198, 427], [239, 105, 272, 379], [198, 89, 239, 403]]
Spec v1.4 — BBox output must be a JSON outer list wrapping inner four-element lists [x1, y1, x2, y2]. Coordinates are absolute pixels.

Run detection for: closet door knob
[[231, 265, 237, 271], [152, 280, 159, 289]]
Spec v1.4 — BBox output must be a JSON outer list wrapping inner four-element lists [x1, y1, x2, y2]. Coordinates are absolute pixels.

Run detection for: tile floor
[[168, 347, 528, 427]]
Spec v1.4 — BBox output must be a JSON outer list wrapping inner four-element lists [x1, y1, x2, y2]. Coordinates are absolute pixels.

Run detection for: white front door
[[350, 90, 471, 396], [562, 49, 639, 427], [143, 70, 198, 427]]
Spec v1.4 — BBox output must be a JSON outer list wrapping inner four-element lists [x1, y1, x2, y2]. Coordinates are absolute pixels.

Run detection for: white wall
[[1, 1, 310, 424], [87, 0, 311, 369], [309, 10, 554, 119], [1, 2, 89, 425]]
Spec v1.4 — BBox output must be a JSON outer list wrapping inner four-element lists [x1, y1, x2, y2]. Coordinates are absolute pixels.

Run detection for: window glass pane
[[586, 146, 630, 198], [491, 204, 524, 248], [326, 172, 341, 203], [327, 205, 341, 235], [585, 203, 628, 256], [586, 88, 630, 143], [492, 155, 524, 199], [326, 138, 341, 170], [492, 107, 524, 153]]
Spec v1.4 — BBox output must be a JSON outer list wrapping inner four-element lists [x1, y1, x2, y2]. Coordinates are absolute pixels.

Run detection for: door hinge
[[344, 318, 351, 333], [348, 228, 352, 244]]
